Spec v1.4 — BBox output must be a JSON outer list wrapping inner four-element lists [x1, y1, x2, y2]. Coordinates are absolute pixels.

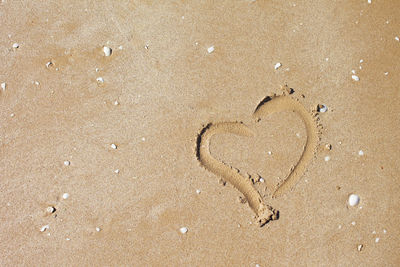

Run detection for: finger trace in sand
[[196, 88, 320, 226]]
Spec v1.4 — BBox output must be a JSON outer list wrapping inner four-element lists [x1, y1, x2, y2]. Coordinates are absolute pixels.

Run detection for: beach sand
[[1, 0, 399, 266]]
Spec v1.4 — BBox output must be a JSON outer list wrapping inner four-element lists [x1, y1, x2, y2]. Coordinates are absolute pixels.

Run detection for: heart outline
[[196, 87, 321, 226]]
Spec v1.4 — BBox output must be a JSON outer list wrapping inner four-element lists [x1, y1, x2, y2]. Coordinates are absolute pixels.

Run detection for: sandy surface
[[1, 0, 399, 266]]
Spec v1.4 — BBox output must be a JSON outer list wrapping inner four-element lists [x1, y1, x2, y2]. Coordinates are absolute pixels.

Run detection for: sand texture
[[1, 0, 399, 266]]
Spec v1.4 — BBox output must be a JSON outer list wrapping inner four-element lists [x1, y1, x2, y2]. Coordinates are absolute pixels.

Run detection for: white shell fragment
[[64, 160, 70, 166], [1, 82, 6, 90], [352, 75, 360, 81], [96, 77, 104, 83], [111, 143, 117, 149], [40, 225, 49, 232], [103, 46, 112, 56], [96, 227, 101, 232], [12, 43, 19, 49], [114, 169, 120, 174], [207, 46, 214, 53], [357, 244, 363, 251], [348, 194, 360, 206], [46, 206, 55, 213], [358, 150, 364, 156], [317, 104, 328, 113], [179, 227, 188, 234], [62, 193, 70, 199], [196, 189, 201, 194], [274, 62, 282, 70], [324, 155, 331, 162], [395, 36, 399, 42]]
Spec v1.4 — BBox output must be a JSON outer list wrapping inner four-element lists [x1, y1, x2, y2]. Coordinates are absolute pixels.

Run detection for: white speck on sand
[[62, 193, 70, 199], [103, 46, 112, 56], [118, 45, 123, 50], [12, 43, 19, 49], [179, 227, 188, 234], [348, 194, 360, 206], [317, 104, 328, 113], [338, 225, 342, 229], [368, 0, 371, 4], [325, 57, 329, 61], [114, 100, 119, 106], [395, 36, 399, 42], [196, 189, 201, 194], [360, 59, 364, 63], [375, 237, 380, 243], [274, 62, 282, 70], [358, 150, 364, 156], [40, 225, 49, 232], [372, 230, 376, 234], [10, 113, 15, 117], [351, 221, 356, 226], [207, 46, 214, 53], [324, 155, 331, 162], [267, 151, 272, 155], [1, 82, 6, 90], [114, 169, 120, 174], [352, 75, 360, 81], [34, 81, 40, 85], [383, 229, 387, 234], [141, 137, 146, 141], [96, 77, 104, 83], [66, 238, 71, 241], [111, 143, 117, 149], [46, 61, 53, 68], [351, 70, 356, 74], [64, 160, 70, 166], [95, 68, 99, 72], [96, 227, 101, 232], [384, 72, 389, 76], [357, 244, 363, 251]]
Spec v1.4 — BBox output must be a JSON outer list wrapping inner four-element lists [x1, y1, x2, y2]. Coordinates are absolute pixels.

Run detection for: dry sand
[[1, 0, 399, 266]]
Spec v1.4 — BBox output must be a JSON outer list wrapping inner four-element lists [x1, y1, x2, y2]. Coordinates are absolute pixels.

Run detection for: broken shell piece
[[357, 244, 363, 251], [274, 62, 282, 70], [325, 144, 332, 150], [179, 227, 188, 234], [352, 75, 360, 81], [12, 43, 19, 49], [317, 104, 328, 113], [46, 61, 53, 68], [348, 194, 360, 206], [40, 225, 49, 232], [96, 77, 104, 83], [46, 206, 56, 213], [103, 46, 112, 56], [1, 82, 6, 90], [207, 46, 214, 53], [62, 193, 70, 199]]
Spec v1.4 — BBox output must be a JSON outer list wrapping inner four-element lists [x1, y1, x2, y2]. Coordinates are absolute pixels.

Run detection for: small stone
[[352, 75, 360, 81], [40, 225, 49, 232], [207, 46, 214, 53], [357, 244, 363, 251], [10, 113, 15, 117], [34, 81, 40, 85], [110, 143, 117, 149], [96, 227, 101, 232], [358, 150, 364, 156], [267, 151, 272, 155], [64, 160, 70, 166], [1, 82, 6, 90], [317, 104, 328, 113], [348, 194, 360, 206], [259, 177, 265, 183], [179, 227, 188, 234], [12, 43, 19, 49], [103, 46, 112, 56], [114, 169, 120, 174], [384, 72, 389, 76], [274, 62, 282, 70], [62, 193, 70, 199], [46, 61, 53, 68], [196, 189, 201, 194]]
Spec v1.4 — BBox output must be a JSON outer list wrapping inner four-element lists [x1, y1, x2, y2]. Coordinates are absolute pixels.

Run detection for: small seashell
[[348, 194, 360, 206], [317, 104, 328, 113], [207, 46, 214, 53]]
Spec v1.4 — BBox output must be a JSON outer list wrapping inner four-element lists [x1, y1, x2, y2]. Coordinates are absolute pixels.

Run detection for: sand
[[1, 0, 399, 266]]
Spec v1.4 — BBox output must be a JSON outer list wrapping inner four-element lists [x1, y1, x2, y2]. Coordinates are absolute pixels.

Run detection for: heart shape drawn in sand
[[196, 86, 321, 226]]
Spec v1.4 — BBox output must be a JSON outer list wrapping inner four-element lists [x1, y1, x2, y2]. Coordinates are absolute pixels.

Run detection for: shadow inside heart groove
[[196, 87, 321, 227]]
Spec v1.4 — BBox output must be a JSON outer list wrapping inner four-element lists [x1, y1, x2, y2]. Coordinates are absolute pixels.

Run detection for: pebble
[[62, 193, 70, 199], [274, 62, 282, 70], [64, 160, 70, 166], [46, 61, 53, 68], [179, 227, 188, 234], [103, 46, 112, 56], [259, 177, 265, 183], [110, 143, 117, 149], [352, 75, 360, 81], [348, 194, 360, 206], [358, 150, 364, 156], [267, 151, 272, 155], [207, 46, 214, 53], [12, 43, 19, 49], [40, 225, 49, 232], [1, 82, 6, 90], [66, 238, 71, 241], [96, 77, 104, 83]]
